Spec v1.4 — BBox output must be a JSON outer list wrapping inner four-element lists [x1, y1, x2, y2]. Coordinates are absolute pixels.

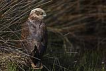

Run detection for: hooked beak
[[43, 12, 47, 17]]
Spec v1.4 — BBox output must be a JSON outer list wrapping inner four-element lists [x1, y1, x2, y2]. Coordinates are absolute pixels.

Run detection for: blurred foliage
[[0, 0, 106, 71]]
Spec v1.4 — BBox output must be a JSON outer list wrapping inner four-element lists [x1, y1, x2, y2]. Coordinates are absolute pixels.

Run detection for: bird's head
[[29, 8, 46, 20]]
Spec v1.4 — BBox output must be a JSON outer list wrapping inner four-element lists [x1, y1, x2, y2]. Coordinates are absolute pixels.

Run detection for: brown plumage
[[21, 8, 47, 69]]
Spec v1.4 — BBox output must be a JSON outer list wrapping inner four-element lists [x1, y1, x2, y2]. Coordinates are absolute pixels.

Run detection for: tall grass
[[0, 0, 106, 71]]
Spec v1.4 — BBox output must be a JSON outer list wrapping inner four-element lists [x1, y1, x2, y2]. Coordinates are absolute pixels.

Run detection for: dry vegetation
[[0, 0, 106, 71]]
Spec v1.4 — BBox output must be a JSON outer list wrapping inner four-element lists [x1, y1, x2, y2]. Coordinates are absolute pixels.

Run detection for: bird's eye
[[40, 12, 43, 15], [35, 11, 40, 15]]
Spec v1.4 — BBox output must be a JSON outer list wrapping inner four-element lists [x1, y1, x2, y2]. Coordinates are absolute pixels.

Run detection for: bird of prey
[[21, 8, 47, 69]]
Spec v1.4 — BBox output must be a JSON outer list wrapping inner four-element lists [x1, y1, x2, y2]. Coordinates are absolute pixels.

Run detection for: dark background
[[0, 0, 106, 71]]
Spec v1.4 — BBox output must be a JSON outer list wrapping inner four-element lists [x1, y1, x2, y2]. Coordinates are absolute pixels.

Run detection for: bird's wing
[[36, 22, 48, 55], [21, 22, 29, 40], [41, 22, 48, 45], [20, 22, 29, 47]]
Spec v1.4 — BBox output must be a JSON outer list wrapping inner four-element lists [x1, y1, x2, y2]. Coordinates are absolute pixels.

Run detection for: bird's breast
[[27, 24, 42, 40]]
